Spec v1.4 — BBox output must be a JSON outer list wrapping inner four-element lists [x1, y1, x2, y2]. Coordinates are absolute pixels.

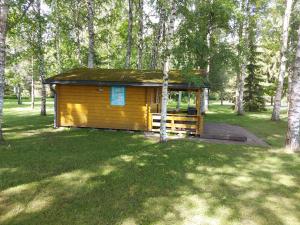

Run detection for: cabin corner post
[[146, 87, 153, 132], [50, 84, 58, 129]]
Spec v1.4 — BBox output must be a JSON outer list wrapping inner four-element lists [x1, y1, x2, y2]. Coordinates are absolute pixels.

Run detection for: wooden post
[[196, 89, 202, 136], [146, 88, 153, 131], [171, 117, 175, 132]]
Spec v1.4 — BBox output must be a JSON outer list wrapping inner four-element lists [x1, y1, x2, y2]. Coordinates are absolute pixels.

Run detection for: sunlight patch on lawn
[[143, 195, 230, 225], [0, 182, 53, 223], [264, 196, 300, 225], [99, 164, 117, 176], [0, 167, 18, 175], [119, 154, 135, 162], [53, 170, 96, 188]]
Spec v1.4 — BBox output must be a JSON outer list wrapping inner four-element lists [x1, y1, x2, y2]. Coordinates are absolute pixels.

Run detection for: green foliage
[[244, 12, 266, 112]]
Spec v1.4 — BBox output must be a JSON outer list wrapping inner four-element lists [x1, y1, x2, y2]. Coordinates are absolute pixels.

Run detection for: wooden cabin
[[45, 68, 208, 135]]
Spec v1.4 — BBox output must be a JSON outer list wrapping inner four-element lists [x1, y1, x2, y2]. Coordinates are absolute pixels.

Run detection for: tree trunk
[[75, 0, 82, 66], [87, 0, 95, 68], [54, 0, 61, 72], [125, 0, 133, 69], [36, 0, 46, 116], [188, 91, 191, 108], [270, 95, 273, 106], [285, 26, 300, 152], [150, 8, 165, 70], [272, 0, 293, 121], [235, 0, 249, 115], [220, 91, 224, 106], [55, 31, 61, 72], [0, 0, 8, 142], [31, 56, 35, 109], [160, 1, 176, 143], [201, 14, 212, 114], [236, 64, 246, 115], [137, 0, 143, 69], [176, 91, 182, 111], [17, 84, 22, 105]]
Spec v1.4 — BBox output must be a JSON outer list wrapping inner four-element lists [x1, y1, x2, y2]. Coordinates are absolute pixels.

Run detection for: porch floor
[[199, 123, 269, 147], [145, 122, 269, 147]]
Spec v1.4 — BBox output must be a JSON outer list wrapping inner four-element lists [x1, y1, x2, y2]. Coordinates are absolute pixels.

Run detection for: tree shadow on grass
[[1, 129, 300, 225]]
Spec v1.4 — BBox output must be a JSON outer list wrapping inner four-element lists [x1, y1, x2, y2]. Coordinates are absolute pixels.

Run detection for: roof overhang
[[44, 80, 209, 90]]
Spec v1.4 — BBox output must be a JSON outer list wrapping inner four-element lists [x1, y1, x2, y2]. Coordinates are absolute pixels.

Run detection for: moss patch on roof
[[46, 68, 208, 87]]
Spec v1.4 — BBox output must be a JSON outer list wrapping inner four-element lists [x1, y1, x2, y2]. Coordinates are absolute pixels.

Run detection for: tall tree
[[31, 56, 35, 109], [87, 0, 95, 68], [125, 0, 133, 69], [36, 0, 47, 116], [137, 0, 143, 69], [235, 0, 249, 115], [150, 7, 165, 69], [201, 0, 213, 114], [53, 0, 62, 72], [272, 0, 293, 121], [286, 26, 300, 152], [0, 0, 8, 142], [73, 0, 83, 66], [243, 4, 265, 112], [160, 1, 176, 143]]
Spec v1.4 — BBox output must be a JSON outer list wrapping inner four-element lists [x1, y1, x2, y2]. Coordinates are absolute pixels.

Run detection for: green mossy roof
[[45, 68, 208, 87]]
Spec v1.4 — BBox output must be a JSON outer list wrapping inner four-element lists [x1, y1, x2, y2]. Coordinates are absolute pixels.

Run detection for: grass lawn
[[0, 98, 300, 225]]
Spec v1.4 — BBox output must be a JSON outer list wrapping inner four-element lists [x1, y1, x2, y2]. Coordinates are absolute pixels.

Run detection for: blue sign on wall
[[110, 86, 126, 106]]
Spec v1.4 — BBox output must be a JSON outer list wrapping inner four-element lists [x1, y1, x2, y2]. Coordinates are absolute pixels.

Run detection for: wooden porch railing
[[149, 113, 203, 135]]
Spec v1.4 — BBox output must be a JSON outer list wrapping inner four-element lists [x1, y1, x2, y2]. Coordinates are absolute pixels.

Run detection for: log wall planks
[[57, 85, 150, 130]]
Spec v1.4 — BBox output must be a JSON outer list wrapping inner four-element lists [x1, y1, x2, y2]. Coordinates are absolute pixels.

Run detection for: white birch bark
[[54, 0, 61, 72], [0, 0, 6, 142], [188, 91, 191, 108], [235, 0, 249, 115], [137, 0, 143, 69], [37, 0, 46, 116], [72, 0, 82, 66], [31, 56, 35, 109], [160, 1, 176, 143], [87, 0, 95, 68], [176, 91, 182, 111], [272, 0, 293, 121], [125, 0, 133, 69], [201, 2, 212, 114], [17, 84, 22, 105], [286, 26, 300, 152], [150, 8, 165, 70]]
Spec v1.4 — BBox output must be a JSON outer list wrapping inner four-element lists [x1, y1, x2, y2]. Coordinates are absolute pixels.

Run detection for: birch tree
[[271, 0, 293, 121], [73, 0, 82, 66], [201, 9, 212, 114], [137, 0, 143, 69], [286, 25, 300, 152], [160, 1, 176, 143], [36, 0, 47, 116], [150, 8, 165, 69], [0, 0, 8, 141], [31, 57, 35, 109], [235, 0, 249, 115], [87, 0, 95, 68], [125, 0, 133, 69]]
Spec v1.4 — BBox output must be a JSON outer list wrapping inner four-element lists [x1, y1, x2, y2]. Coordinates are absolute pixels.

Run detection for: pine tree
[[244, 10, 265, 112]]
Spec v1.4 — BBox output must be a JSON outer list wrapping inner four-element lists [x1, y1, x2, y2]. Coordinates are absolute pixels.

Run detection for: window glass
[[111, 86, 126, 106]]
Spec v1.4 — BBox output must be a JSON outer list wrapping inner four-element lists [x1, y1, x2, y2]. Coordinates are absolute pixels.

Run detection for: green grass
[[0, 99, 299, 225]]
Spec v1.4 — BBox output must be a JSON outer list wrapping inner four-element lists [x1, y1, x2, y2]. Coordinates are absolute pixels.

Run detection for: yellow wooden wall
[[56, 85, 152, 131]]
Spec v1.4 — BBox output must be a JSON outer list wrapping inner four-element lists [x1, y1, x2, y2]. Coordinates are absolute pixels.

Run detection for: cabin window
[[110, 86, 126, 106]]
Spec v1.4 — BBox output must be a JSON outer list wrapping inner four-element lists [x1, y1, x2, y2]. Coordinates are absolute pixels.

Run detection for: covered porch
[[147, 88, 204, 136]]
